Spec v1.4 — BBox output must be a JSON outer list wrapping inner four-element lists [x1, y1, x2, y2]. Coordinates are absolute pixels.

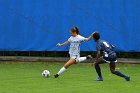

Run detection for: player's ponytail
[[75, 27, 80, 35], [71, 26, 80, 35]]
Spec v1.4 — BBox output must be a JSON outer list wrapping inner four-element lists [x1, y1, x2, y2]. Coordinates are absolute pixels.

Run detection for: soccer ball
[[42, 70, 50, 78]]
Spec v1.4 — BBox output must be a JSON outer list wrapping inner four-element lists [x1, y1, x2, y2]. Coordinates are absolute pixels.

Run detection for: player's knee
[[74, 62, 77, 64], [64, 64, 69, 69], [110, 70, 115, 74], [94, 62, 99, 66]]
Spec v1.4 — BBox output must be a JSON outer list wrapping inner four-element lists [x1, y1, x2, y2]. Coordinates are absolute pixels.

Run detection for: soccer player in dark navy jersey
[[92, 32, 130, 81]]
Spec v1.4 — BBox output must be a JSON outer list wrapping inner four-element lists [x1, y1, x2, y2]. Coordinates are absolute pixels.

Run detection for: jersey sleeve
[[79, 35, 87, 42], [96, 42, 103, 51], [96, 44, 102, 51], [68, 37, 71, 42], [110, 44, 115, 48]]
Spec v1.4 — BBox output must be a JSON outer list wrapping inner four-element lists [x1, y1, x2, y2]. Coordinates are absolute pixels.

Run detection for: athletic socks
[[76, 57, 87, 63], [54, 67, 67, 78], [57, 67, 66, 75], [76, 55, 92, 63], [94, 64, 130, 81], [55, 55, 92, 78], [95, 64, 102, 78], [114, 71, 126, 77], [113, 71, 130, 81]]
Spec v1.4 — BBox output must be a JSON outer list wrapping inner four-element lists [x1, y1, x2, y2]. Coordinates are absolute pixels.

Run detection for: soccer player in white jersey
[[54, 26, 93, 78]]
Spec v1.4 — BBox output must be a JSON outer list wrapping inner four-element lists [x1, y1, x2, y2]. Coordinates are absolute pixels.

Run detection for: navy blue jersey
[[96, 40, 117, 61]]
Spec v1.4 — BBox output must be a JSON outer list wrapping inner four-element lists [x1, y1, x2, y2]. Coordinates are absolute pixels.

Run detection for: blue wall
[[0, 0, 139, 51]]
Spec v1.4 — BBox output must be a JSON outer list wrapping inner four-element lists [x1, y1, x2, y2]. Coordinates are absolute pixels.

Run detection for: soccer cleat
[[96, 77, 103, 81], [87, 55, 92, 59], [54, 74, 59, 78], [125, 76, 130, 81]]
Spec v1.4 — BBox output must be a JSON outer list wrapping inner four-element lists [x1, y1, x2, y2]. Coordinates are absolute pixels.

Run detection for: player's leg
[[94, 57, 105, 81], [109, 62, 130, 81], [54, 58, 76, 78], [76, 55, 92, 63]]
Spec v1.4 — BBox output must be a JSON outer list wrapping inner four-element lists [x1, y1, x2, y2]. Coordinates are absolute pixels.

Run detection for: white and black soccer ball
[[42, 70, 50, 78]]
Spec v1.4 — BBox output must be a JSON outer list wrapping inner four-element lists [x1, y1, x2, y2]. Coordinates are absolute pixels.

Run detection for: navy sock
[[114, 71, 126, 77], [95, 64, 102, 77]]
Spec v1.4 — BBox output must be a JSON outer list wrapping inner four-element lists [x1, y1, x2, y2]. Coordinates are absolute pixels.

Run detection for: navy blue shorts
[[103, 53, 117, 62]]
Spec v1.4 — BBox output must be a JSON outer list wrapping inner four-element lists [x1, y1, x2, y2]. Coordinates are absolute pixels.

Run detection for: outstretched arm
[[85, 32, 94, 41], [56, 41, 70, 46]]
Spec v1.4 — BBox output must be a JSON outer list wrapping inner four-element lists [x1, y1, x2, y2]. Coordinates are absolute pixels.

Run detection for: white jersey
[[68, 35, 86, 55]]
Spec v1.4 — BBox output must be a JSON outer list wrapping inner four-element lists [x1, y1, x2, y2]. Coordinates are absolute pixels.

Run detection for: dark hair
[[93, 32, 100, 40], [71, 26, 80, 35]]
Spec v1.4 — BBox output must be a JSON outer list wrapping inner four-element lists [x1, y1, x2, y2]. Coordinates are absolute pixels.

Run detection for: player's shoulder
[[97, 40, 106, 46], [69, 36, 73, 38], [77, 35, 82, 37], [99, 39, 107, 43], [77, 35, 85, 38], [69, 36, 74, 39], [97, 39, 103, 43], [68, 36, 73, 41]]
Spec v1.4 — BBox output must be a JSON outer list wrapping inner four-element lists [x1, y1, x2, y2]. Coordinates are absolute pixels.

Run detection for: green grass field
[[0, 62, 139, 93]]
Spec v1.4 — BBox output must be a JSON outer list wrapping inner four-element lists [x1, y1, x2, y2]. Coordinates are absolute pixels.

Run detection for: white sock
[[76, 57, 87, 63], [57, 67, 66, 75]]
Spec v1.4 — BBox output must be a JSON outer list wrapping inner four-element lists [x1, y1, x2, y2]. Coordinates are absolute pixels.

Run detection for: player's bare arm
[[56, 41, 70, 46], [85, 32, 94, 41]]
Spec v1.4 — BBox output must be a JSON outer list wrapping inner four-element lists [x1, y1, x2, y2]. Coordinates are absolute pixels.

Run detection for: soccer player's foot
[[125, 76, 130, 81], [96, 77, 103, 81], [54, 74, 59, 78], [87, 55, 92, 59]]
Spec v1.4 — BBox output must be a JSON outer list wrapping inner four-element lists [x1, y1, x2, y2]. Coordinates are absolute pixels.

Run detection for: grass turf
[[0, 62, 139, 93]]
